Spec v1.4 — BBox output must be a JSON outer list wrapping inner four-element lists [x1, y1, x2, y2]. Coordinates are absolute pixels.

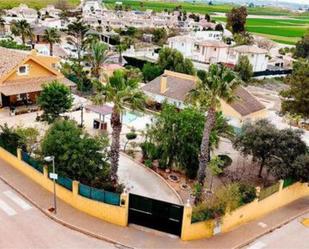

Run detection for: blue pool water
[[122, 111, 142, 124]]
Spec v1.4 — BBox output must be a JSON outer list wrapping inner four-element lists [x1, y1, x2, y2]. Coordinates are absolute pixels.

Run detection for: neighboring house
[[6, 4, 37, 21], [0, 47, 74, 108], [40, 5, 61, 18], [83, 0, 104, 16], [168, 32, 229, 64], [142, 70, 267, 127], [228, 45, 268, 72]]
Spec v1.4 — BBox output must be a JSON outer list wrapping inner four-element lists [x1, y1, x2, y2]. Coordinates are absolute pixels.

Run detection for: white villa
[[227, 45, 268, 72], [168, 33, 269, 72]]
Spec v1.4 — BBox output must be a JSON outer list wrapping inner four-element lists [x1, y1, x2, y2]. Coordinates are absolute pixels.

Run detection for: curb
[[120, 152, 184, 204], [0, 175, 133, 249], [233, 204, 309, 249]]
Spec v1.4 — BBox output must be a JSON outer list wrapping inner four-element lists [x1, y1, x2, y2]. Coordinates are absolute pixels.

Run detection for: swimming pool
[[122, 111, 143, 124]]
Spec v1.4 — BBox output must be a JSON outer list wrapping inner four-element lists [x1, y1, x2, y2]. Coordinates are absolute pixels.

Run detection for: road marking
[[3, 191, 32, 210], [247, 241, 266, 249], [301, 218, 309, 227], [258, 222, 268, 228], [0, 199, 17, 216]]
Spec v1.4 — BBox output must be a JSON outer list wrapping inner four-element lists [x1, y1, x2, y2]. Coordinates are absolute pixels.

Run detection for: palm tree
[[11, 19, 33, 45], [93, 69, 145, 182], [116, 43, 127, 65], [0, 17, 5, 35], [186, 64, 240, 192], [43, 28, 61, 56], [66, 19, 90, 66], [88, 41, 109, 78]]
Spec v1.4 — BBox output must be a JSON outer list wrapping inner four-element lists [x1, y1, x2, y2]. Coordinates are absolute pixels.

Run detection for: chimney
[[160, 75, 168, 94]]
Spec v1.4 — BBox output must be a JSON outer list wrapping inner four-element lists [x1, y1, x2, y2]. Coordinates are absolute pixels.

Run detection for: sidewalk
[[0, 157, 309, 249]]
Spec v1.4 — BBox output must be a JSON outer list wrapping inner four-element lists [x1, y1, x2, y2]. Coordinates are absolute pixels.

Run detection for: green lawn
[[103, 0, 292, 16], [0, 0, 80, 9]]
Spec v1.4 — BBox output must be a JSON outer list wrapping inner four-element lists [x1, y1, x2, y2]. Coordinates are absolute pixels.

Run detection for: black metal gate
[[128, 194, 184, 236]]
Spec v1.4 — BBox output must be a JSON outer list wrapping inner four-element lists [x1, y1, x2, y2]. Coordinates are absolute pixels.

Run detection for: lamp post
[[44, 156, 57, 214]]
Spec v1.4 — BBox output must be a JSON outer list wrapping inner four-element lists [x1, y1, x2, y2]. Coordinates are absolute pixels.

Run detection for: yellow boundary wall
[[0, 147, 128, 227], [181, 180, 309, 241], [1, 146, 308, 240]]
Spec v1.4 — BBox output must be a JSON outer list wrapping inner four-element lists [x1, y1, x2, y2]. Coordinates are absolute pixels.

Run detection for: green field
[[103, 0, 294, 16], [213, 16, 309, 44], [103, 0, 309, 44], [0, 0, 80, 9]]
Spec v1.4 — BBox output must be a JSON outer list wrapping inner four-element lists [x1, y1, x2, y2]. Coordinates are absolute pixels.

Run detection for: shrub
[[238, 183, 257, 204], [140, 142, 159, 160], [144, 159, 153, 168], [126, 131, 137, 140], [192, 182, 256, 222], [0, 39, 31, 50], [218, 154, 233, 170]]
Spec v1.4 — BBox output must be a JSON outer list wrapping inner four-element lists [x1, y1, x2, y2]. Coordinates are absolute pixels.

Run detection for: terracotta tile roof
[[233, 45, 267, 54], [142, 72, 265, 116], [0, 76, 75, 96], [229, 86, 265, 116], [142, 74, 195, 102], [0, 47, 29, 78]]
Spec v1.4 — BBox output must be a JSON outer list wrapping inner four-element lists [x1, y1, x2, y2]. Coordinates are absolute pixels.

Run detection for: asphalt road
[[244, 212, 309, 249], [0, 180, 116, 249]]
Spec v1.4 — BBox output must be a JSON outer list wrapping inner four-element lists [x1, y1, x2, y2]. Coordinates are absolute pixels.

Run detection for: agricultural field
[[0, 0, 80, 9], [103, 0, 294, 16], [214, 17, 309, 45]]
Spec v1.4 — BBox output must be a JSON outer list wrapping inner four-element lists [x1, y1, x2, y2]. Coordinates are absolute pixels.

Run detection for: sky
[[279, 0, 309, 3]]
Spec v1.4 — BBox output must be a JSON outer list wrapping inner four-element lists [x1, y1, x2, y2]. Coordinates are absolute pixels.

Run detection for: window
[[18, 65, 28, 75]]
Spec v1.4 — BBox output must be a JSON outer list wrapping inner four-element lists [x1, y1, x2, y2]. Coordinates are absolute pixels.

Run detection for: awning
[[0, 77, 75, 96], [85, 104, 113, 115]]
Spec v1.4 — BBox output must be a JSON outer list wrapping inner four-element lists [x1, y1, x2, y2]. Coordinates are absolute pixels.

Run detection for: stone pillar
[[255, 186, 261, 202], [72, 181, 79, 196], [181, 200, 193, 241], [17, 148, 22, 160], [279, 179, 284, 192], [121, 192, 129, 226], [43, 165, 48, 178]]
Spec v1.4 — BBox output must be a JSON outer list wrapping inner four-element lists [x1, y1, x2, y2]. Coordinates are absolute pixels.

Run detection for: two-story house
[[0, 47, 74, 108]]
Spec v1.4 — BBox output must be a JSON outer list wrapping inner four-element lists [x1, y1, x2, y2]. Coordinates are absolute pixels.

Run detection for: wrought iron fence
[[283, 178, 297, 189], [259, 182, 281, 201], [21, 151, 44, 173], [78, 183, 120, 206]]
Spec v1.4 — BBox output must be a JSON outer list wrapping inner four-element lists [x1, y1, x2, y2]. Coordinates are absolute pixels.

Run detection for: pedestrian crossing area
[[0, 189, 32, 217]]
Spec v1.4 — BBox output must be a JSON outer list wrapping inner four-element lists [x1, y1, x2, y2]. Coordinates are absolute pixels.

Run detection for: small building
[[142, 70, 267, 126], [228, 45, 268, 72], [0, 47, 74, 108]]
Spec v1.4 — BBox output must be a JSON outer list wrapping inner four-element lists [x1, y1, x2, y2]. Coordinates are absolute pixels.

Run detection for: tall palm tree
[[0, 17, 5, 35], [88, 41, 109, 78], [116, 43, 127, 65], [186, 64, 241, 190], [66, 19, 90, 66], [11, 19, 33, 45], [43, 28, 61, 56], [93, 69, 145, 182]]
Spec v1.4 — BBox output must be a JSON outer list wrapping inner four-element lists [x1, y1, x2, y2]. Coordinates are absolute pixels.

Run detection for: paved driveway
[[118, 154, 181, 204]]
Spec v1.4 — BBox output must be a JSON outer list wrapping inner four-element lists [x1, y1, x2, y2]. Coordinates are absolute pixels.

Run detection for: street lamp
[[44, 156, 57, 214]]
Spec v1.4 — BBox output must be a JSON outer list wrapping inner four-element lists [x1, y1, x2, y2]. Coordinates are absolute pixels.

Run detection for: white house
[[228, 45, 268, 72], [168, 32, 229, 64], [82, 0, 104, 16]]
